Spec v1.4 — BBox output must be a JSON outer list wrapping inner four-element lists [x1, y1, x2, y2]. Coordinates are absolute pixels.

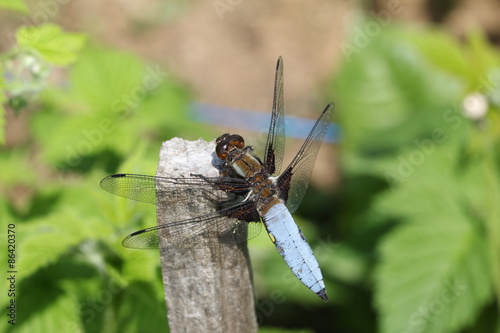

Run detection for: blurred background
[[1, 0, 500, 332]]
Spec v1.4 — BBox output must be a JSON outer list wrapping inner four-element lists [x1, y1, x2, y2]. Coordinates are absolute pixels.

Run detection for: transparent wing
[[100, 173, 261, 249], [278, 103, 334, 213], [122, 201, 262, 249], [263, 56, 286, 176], [100, 173, 250, 205]]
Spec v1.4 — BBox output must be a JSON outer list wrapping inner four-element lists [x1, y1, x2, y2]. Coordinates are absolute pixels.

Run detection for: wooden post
[[156, 137, 257, 333]]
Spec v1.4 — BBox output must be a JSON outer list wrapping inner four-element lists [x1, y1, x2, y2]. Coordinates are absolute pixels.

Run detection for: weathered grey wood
[[156, 137, 257, 333]]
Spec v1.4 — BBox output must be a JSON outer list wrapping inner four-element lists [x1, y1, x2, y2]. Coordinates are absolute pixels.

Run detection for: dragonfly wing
[[100, 173, 250, 205], [263, 56, 286, 176], [278, 103, 334, 213], [122, 201, 262, 249]]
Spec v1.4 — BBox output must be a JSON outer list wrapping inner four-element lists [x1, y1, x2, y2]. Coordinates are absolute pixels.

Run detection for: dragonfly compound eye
[[228, 134, 245, 149], [216, 141, 229, 160], [216, 133, 230, 145]]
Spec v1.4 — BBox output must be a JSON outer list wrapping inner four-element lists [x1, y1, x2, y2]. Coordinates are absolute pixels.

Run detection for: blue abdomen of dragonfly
[[263, 202, 328, 302]]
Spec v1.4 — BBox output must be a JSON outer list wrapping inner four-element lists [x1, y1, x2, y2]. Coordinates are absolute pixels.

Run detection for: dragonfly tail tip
[[318, 289, 329, 302]]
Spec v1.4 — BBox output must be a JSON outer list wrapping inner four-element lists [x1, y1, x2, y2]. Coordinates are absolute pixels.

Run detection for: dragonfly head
[[215, 134, 245, 160]]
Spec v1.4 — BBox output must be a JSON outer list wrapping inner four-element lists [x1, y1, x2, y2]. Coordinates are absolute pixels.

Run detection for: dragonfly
[[100, 57, 334, 301]]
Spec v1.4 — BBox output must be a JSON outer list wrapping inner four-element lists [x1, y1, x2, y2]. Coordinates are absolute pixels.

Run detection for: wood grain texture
[[156, 137, 257, 333]]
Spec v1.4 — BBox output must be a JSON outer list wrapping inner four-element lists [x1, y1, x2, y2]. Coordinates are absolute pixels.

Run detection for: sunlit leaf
[[372, 131, 495, 333], [405, 28, 471, 82], [0, 62, 5, 144], [336, 24, 499, 333], [375, 214, 492, 333], [16, 24, 87, 65], [466, 30, 500, 85], [31, 45, 195, 167], [373, 141, 463, 218], [0, 0, 28, 13], [116, 281, 168, 332], [334, 25, 464, 177], [0, 96, 5, 145], [17, 215, 86, 277], [0, 283, 83, 332]]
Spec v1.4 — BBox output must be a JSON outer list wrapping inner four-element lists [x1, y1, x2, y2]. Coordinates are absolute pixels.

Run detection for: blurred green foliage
[[0, 19, 207, 333], [0, 0, 28, 14], [17, 24, 87, 66], [2, 4, 500, 332], [333, 24, 500, 333]]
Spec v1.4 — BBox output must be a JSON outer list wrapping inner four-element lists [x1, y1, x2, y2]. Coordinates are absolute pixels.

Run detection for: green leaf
[[0, 73, 5, 145], [32, 45, 194, 166], [17, 215, 85, 277], [64, 45, 147, 113], [0, 0, 28, 13], [405, 28, 472, 82], [121, 249, 159, 282], [15, 186, 116, 277], [373, 144, 493, 333], [116, 281, 168, 332], [335, 20, 500, 333], [16, 24, 87, 65], [466, 30, 500, 85], [375, 215, 492, 333], [334, 25, 465, 177], [0, 150, 38, 186], [0, 281, 83, 332], [31, 110, 133, 166], [374, 140, 463, 218], [408, 29, 500, 90]]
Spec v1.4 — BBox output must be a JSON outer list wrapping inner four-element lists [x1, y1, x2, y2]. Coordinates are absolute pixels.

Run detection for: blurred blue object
[[191, 102, 340, 143]]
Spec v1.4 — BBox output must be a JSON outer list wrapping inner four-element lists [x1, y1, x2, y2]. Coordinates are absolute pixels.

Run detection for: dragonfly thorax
[[215, 134, 281, 205]]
